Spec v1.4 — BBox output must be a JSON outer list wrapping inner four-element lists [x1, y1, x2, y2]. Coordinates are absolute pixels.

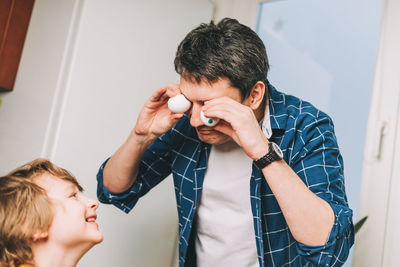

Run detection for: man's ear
[[32, 230, 49, 241], [248, 81, 266, 110]]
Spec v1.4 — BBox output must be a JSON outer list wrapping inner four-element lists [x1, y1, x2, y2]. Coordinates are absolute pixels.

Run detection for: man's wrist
[[253, 142, 284, 169], [129, 130, 157, 149], [251, 142, 270, 161]]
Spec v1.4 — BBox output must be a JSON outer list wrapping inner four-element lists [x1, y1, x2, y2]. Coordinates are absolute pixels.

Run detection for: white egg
[[200, 110, 220, 127], [168, 94, 192, 113]]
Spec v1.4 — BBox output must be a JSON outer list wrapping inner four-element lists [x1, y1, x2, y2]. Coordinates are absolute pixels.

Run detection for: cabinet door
[[0, 0, 34, 91]]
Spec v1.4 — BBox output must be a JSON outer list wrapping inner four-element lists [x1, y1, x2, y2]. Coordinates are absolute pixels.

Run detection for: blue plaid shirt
[[97, 83, 354, 267]]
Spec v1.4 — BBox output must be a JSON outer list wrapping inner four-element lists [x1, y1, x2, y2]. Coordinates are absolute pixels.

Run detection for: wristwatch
[[254, 142, 283, 169]]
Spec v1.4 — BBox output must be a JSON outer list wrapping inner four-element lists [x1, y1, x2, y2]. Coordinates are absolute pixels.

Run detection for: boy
[[0, 159, 103, 267]]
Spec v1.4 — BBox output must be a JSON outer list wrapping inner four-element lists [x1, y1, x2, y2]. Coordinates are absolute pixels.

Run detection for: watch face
[[272, 142, 283, 158]]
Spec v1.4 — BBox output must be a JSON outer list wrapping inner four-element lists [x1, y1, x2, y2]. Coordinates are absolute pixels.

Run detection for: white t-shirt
[[195, 140, 259, 267]]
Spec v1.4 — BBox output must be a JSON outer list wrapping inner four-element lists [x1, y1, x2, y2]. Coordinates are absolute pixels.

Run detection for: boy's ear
[[32, 230, 49, 241], [249, 81, 266, 110]]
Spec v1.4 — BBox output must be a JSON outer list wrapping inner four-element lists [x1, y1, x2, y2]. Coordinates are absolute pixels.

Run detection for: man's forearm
[[103, 131, 156, 194], [262, 160, 335, 246]]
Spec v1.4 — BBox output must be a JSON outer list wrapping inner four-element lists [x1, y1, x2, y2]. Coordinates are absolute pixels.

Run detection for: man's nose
[[189, 103, 204, 128]]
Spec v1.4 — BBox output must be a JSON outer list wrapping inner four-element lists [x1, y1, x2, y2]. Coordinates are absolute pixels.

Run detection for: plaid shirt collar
[[261, 81, 287, 139]]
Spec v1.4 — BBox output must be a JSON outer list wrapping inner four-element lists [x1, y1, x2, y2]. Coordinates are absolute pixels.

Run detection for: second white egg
[[200, 110, 220, 127]]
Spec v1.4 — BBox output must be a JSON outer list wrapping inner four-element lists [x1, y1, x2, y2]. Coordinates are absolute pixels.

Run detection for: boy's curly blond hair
[[0, 159, 82, 267]]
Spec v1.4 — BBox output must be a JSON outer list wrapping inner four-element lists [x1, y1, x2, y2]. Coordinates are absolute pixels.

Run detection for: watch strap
[[254, 142, 282, 169]]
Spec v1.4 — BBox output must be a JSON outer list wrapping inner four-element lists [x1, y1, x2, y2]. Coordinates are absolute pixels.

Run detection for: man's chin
[[196, 128, 231, 145]]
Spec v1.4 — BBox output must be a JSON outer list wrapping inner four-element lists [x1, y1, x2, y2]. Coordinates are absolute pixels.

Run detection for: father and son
[[1, 18, 354, 267]]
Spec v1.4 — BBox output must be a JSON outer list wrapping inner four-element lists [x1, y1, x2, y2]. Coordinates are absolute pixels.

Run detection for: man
[[96, 18, 354, 267]]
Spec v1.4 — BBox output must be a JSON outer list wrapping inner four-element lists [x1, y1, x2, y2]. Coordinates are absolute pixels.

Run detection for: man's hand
[[202, 96, 269, 160], [103, 84, 183, 194], [134, 84, 183, 143]]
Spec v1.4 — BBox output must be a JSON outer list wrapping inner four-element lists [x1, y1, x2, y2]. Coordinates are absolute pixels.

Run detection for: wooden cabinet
[[0, 0, 35, 91]]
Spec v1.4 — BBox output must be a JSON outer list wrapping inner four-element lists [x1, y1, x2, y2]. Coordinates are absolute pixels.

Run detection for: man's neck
[[254, 97, 266, 122]]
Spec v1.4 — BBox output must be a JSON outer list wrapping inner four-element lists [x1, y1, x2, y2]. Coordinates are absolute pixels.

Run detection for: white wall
[[0, 0, 213, 266], [210, 0, 260, 28]]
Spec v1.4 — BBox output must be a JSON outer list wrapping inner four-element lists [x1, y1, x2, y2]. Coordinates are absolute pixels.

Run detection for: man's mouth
[[197, 128, 216, 135]]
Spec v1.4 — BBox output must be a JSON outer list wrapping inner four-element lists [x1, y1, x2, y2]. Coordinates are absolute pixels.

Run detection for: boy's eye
[[69, 192, 78, 199]]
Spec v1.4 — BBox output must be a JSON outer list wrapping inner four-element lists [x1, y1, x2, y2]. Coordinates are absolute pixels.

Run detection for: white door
[[353, 0, 400, 266]]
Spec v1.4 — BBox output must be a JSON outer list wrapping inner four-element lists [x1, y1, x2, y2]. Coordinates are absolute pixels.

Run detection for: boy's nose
[[84, 195, 99, 210]]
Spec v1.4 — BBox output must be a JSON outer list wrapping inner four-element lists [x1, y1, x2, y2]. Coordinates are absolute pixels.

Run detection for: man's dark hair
[[174, 18, 269, 99]]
